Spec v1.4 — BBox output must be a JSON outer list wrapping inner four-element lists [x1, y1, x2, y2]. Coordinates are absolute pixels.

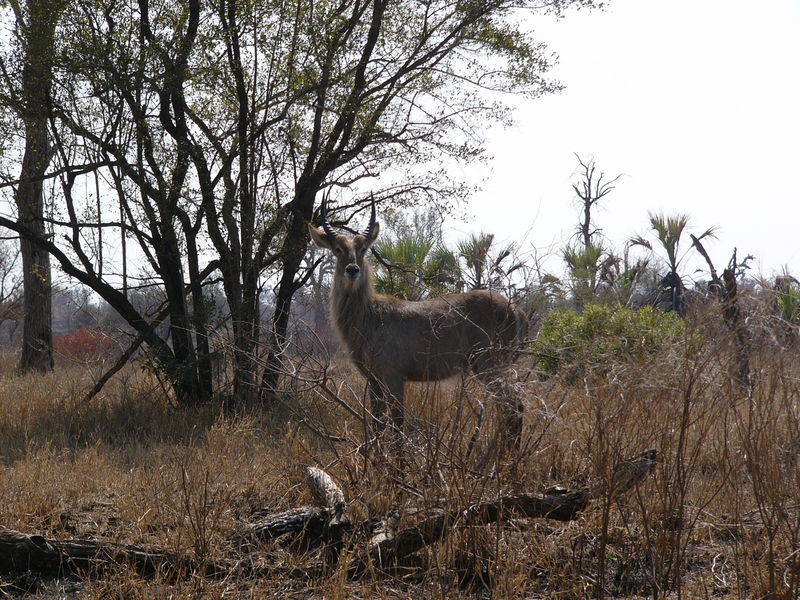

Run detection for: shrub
[[533, 304, 689, 381], [776, 281, 800, 324], [54, 327, 113, 360]]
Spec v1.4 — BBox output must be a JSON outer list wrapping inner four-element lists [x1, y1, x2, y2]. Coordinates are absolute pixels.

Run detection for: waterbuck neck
[[330, 264, 378, 351]]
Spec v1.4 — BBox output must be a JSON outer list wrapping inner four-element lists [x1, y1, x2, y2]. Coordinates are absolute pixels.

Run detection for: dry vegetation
[[1, 305, 799, 599]]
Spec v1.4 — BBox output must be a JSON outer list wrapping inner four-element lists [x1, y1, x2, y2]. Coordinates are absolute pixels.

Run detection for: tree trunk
[[223, 270, 260, 408], [234, 273, 260, 405], [17, 170, 53, 374], [186, 234, 214, 403], [0, 524, 219, 578], [15, 0, 62, 374], [721, 267, 750, 388], [259, 187, 316, 401], [157, 238, 202, 405], [173, 206, 214, 404], [16, 124, 53, 373]]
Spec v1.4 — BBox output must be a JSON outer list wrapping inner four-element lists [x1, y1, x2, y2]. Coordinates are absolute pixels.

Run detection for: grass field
[[0, 312, 798, 598]]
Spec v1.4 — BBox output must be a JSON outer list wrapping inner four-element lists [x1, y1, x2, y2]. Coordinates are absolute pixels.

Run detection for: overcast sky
[[448, 0, 800, 280]]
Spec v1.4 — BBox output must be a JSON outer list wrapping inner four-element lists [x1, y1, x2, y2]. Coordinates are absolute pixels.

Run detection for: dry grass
[[0, 317, 799, 598]]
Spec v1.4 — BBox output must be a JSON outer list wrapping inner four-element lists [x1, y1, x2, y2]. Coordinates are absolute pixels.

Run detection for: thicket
[[534, 304, 690, 381]]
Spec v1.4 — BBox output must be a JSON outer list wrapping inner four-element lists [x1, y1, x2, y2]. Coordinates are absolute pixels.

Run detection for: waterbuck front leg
[[366, 376, 387, 432], [476, 368, 524, 456], [366, 375, 405, 455]]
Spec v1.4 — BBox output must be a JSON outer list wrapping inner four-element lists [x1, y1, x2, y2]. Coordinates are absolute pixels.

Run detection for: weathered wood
[[234, 506, 332, 547], [348, 448, 658, 575], [304, 467, 348, 568], [0, 454, 658, 581], [235, 468, 350, 549], [349, 487, 590, 575], [306, 467, 346, 522], [366, 511, 400, 547], [0, 525, 214, 577]]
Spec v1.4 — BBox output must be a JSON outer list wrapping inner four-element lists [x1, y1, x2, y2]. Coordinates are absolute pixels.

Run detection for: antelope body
[[309, 201, 527, 442]]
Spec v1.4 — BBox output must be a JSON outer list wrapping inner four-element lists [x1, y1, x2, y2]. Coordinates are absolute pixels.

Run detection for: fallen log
[[234, 467, 352, 551], [0, 525, 218, 578], [349, 487, 589, 576], [0, 450, 657, 581], [237, 506, 333, 546]]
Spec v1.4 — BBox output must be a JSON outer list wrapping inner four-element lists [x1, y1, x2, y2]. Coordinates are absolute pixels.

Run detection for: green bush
[[777, 282, 800, 324], [534, 304, 690, 382]]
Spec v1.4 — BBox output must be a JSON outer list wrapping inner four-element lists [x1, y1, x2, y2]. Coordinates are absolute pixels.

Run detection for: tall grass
[[0, 302, 798, 598]]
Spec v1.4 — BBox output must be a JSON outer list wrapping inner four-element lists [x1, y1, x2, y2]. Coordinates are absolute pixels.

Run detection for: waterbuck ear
[[364, 221, 380, 247], [308, 224, 334, 250]]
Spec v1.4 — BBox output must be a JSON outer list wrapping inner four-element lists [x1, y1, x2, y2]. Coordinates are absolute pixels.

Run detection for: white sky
[[448, 0, 800, 280]]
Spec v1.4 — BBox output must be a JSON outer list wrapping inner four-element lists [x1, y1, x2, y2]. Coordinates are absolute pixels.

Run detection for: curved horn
[[362, 197, 377, 239], [320, 199, 338, 240]]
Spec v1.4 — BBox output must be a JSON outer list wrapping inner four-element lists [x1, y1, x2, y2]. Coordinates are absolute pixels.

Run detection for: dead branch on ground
[[0, 455, 657, 582]]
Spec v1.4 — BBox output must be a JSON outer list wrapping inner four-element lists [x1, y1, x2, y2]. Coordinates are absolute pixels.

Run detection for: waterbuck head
[[308, 199, 380, 292]]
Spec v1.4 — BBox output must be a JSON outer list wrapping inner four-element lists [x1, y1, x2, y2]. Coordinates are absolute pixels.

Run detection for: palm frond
[[627, 235, 652, 251]]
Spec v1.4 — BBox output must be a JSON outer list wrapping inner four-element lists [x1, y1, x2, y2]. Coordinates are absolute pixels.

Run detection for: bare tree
[[572, 154, 620, 250], [563, 155, 620, 307]]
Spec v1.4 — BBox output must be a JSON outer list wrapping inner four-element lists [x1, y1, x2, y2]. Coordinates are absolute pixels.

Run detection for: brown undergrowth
[[0, 320, 798, 598]]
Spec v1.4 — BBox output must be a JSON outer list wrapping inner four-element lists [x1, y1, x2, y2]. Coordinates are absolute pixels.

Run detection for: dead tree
[[691, 236, 751, 389]]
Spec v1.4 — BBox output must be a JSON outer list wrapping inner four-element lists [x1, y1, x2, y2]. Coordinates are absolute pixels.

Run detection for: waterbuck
[[308, 200, 528, 450]]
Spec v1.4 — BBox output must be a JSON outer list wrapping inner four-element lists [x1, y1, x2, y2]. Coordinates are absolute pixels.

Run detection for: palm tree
[[562, 242, 604, 308], [424, 245, 463, 295], [373, 234, 434, 300], [374, 230, 520, 301], [774, 273, 800, 327], [614, 242, 652, 307], [456, 232, 520, 291], [630, 212, 716, 313]]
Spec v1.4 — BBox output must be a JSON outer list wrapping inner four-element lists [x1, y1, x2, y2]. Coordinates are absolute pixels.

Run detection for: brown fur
[[309, 220, 528, 437]]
